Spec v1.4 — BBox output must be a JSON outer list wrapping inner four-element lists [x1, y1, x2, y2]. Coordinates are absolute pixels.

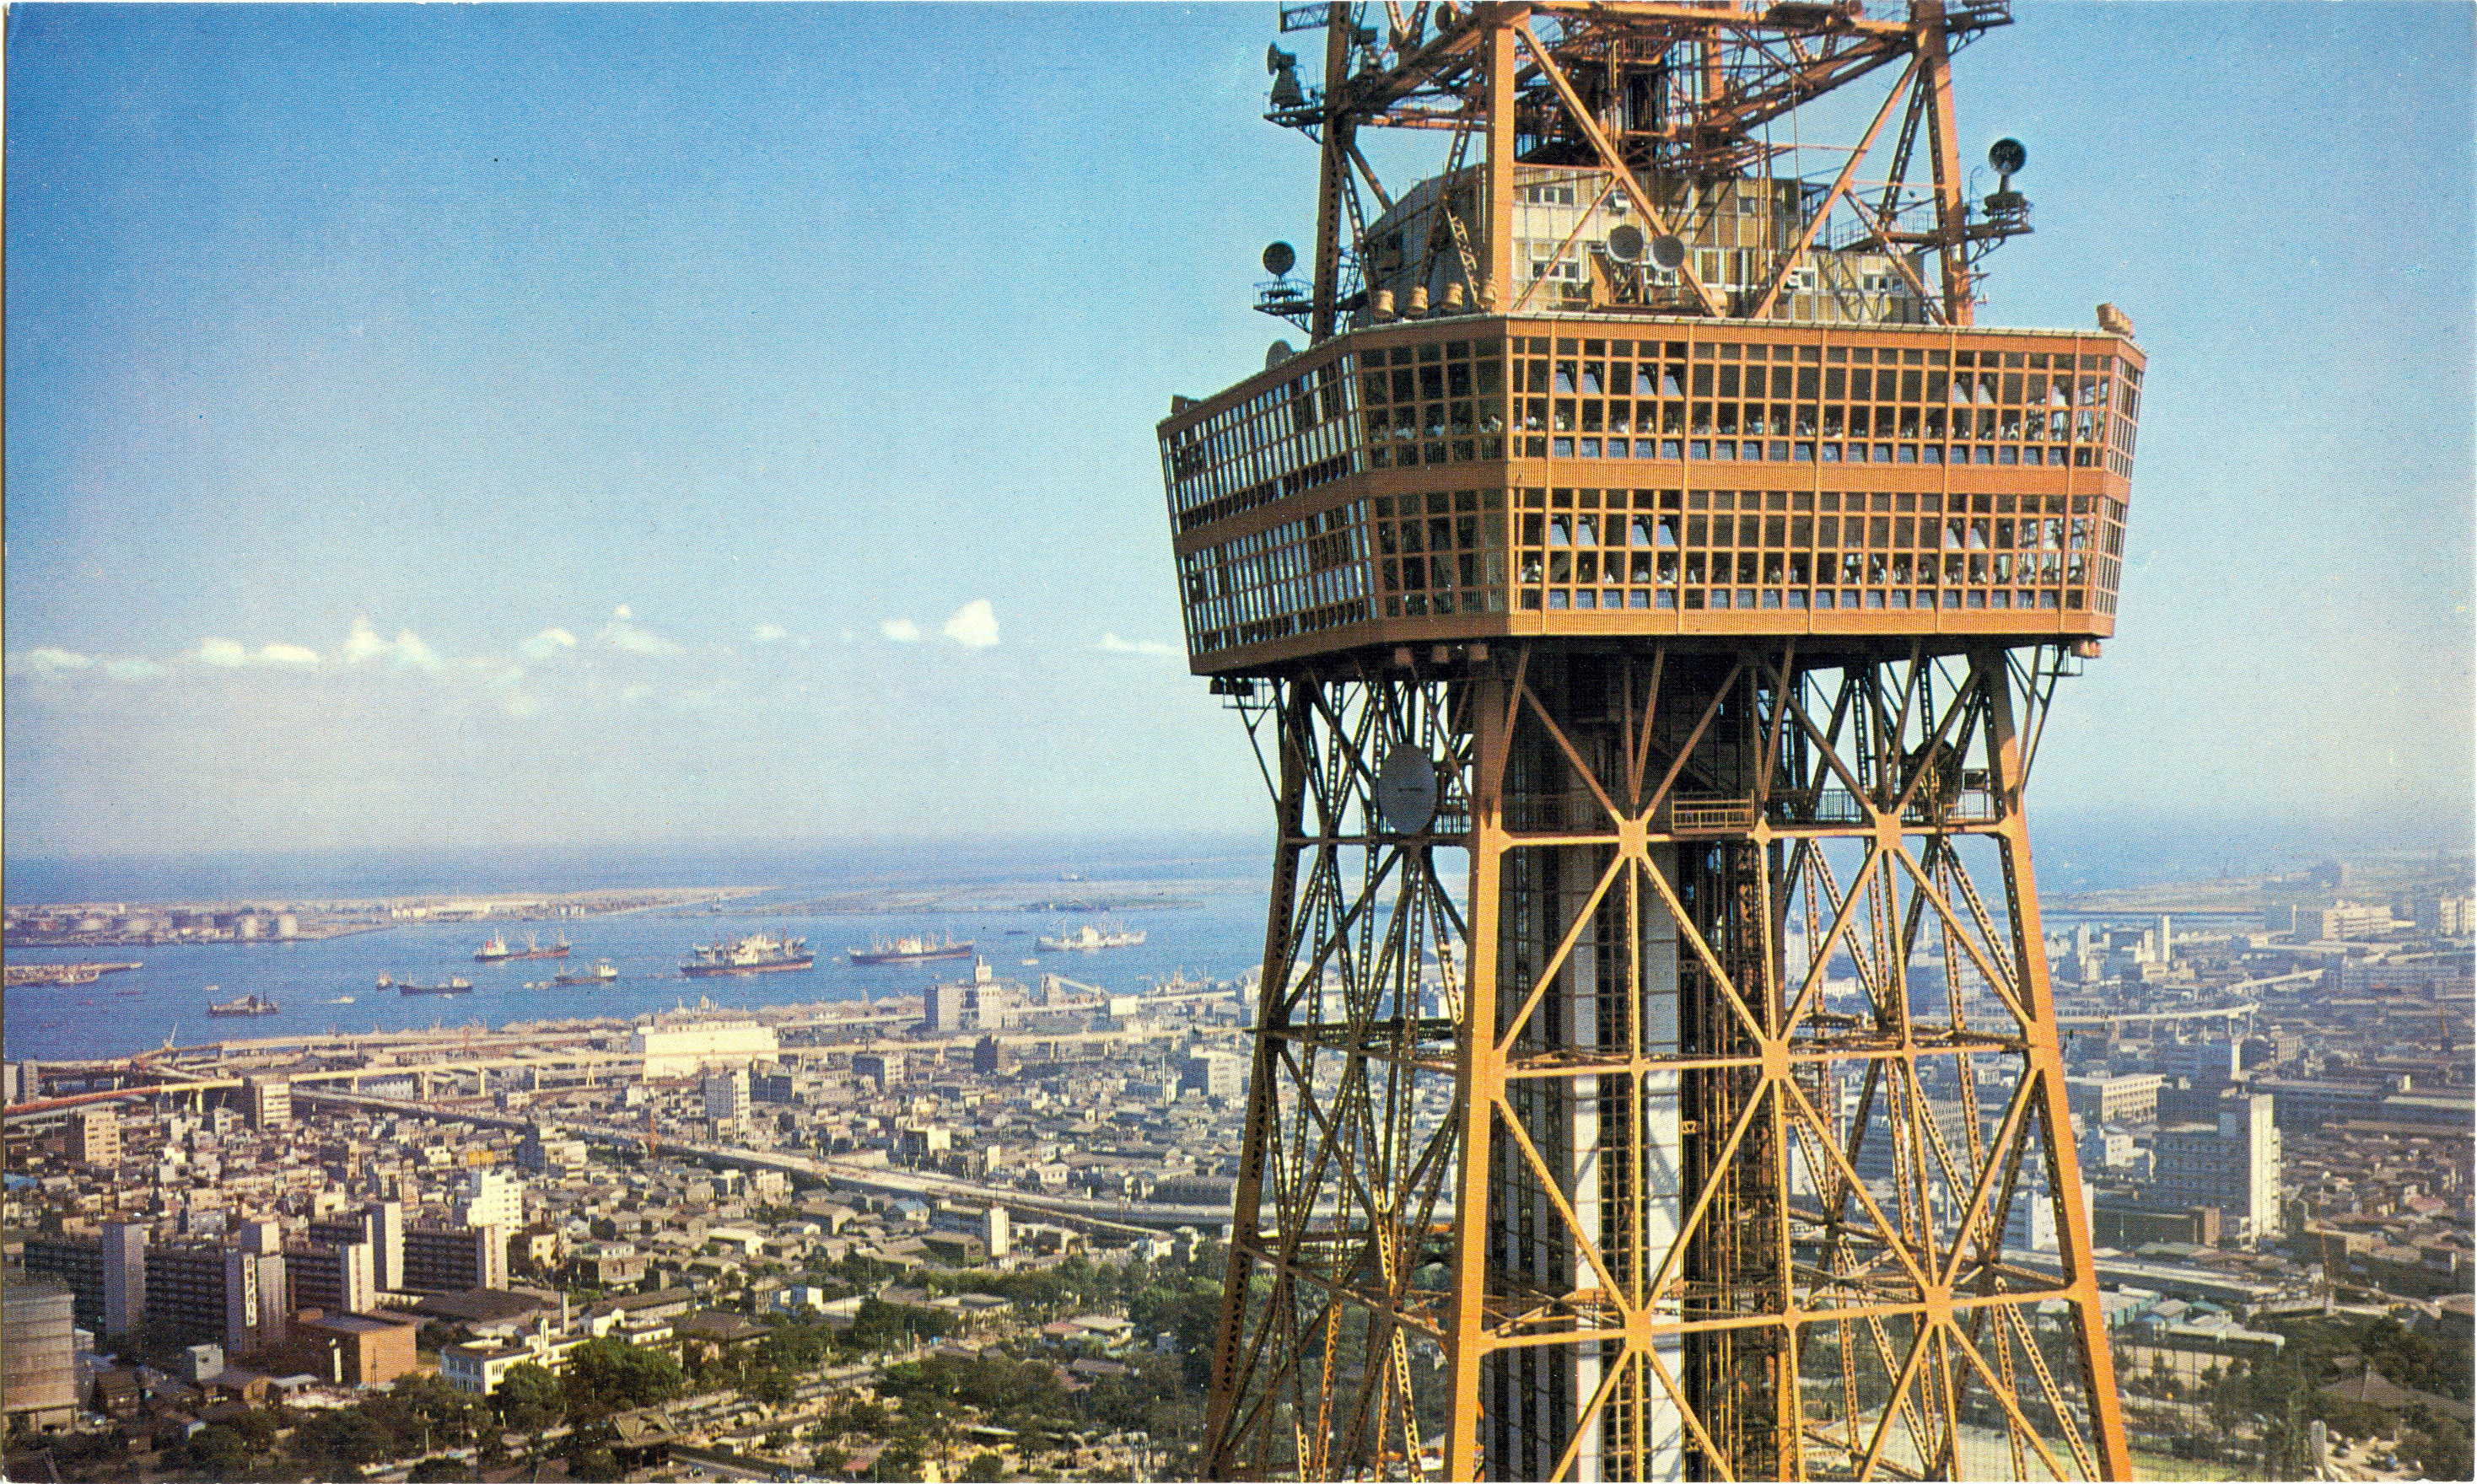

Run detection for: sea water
[[3, 836, 1272, 1062]]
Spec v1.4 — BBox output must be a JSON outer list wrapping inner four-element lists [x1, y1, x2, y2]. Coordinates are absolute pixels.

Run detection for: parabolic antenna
[[1265, 340, 1297, 370], [1267, 43, 1296, 74], [1263, 239, 1297, 278], [1375, 747, 1440, 834], [1606, 223, 1645, 264], [1649, 234, 1688, 271], [1988, 137, 2027, 177]]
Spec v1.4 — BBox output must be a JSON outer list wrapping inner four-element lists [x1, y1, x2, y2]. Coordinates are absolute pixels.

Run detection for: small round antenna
[[1267, 43, 1296, 75], [1988, 137, 2027, 180], [1375, 747, 1440, 834], [1605, 224, 1645, 264], [1263, 240, 1297, 278], [1649, 234, 1688, 272], [1265, 340, 1297, 370]]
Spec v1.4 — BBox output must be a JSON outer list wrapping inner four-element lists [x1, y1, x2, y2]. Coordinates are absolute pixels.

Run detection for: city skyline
[[7, 2, 2471, 859]]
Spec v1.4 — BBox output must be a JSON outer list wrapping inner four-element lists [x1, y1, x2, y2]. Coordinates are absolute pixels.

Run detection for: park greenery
[[120, 1242, 2477, 1483]]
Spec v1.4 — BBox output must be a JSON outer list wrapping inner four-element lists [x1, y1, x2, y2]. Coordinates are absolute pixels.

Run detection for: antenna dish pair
[[1605, 224, 1687, 271]]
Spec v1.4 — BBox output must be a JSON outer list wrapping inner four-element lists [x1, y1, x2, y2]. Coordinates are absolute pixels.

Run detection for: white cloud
[[1097, 632, 1181, 658], [197, 637, 320, 669], [751, 623, 789, 643], [487, 668, 541, 718], [390, 632, 444, 674], [8, 647, 95, 677], [8, 650, 171, 681], [620, 683, 654, 705], [940, 600, 1000, 649], [880, 618, 924, 643], [340, 618, 445, 675], [520, 627, 579, 661], [599, 606, 682, 656], [342, 620, 387, 665]]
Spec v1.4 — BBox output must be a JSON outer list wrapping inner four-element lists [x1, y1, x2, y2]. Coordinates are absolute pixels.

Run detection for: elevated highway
[[287, 1087, 1307, 1236]]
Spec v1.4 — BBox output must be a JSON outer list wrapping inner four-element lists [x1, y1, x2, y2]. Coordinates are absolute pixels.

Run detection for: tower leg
[[1201, 646, 2129, 1481]]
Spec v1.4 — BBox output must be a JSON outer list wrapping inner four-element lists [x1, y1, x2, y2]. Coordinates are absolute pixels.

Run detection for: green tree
[[293, 1406, 400, 1468], [961, 1449, 1007, 1481], [407, 1455, 476, 1482], [493, 1360, 565, 1433], [185, 1423, 255, 1475], [561, 1336, 685, 1419], [814, 1442, 852, 1474]]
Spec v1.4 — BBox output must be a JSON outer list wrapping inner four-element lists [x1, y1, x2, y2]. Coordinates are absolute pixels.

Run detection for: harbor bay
[[3, 844, 1269, 1065]]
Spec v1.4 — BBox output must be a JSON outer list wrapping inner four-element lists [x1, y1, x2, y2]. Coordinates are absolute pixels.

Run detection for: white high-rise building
[[101, 1221, 148, 1337], [703, 1067, 751, 1132], [460, 1171, 525, 1232]]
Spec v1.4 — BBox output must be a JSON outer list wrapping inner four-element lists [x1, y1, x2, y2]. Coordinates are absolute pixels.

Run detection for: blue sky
[[6, 3, 2470, 861]]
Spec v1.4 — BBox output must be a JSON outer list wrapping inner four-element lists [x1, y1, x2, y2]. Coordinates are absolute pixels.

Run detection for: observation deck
[[1160, 312, 2140, 675]]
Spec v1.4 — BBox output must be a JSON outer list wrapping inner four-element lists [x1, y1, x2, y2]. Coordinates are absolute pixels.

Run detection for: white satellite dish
[[1266, 340, 1297, 370], [1375, 747, 1439, 834]]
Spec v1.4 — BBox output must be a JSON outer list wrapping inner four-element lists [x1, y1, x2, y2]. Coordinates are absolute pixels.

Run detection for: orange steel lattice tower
[[1160, 3, 2141, 1480]]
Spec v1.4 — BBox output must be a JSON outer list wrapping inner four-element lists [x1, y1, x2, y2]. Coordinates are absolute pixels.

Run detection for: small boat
[[207, 992, 282, 1018], [327, 995, 357, 1004], [552, 960, 622, 986]]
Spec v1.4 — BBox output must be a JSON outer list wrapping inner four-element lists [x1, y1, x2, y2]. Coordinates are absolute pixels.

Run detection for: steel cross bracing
[[1268, 0, 2025, 339], [1202, 642, 2130, 1481]]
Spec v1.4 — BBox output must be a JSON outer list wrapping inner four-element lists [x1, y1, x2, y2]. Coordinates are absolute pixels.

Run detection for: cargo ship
[[475, 933, 570, 962], [551, 960, 622, 986], [207, 992, 281, 1018], [845, 932, 975, 965], [681, 932, 815, 978], [380, 973, 475, 996], [1037, 923, 1149, 952]]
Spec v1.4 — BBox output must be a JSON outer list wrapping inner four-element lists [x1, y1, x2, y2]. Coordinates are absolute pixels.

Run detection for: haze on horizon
[[6, 3, 2470, 863]]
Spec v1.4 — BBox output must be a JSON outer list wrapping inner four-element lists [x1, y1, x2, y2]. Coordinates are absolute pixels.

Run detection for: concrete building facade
[[2, 1282, 80, 1432], [2151, 1094, 2282, 1243], [68, 1107, 121, 1167], [401, 1222, 508, 1295]]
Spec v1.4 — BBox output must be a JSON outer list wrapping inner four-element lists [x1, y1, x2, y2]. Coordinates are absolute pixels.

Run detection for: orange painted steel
[[1164, 317, 2140, 677], [1179, 3, 2135, 1479]]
